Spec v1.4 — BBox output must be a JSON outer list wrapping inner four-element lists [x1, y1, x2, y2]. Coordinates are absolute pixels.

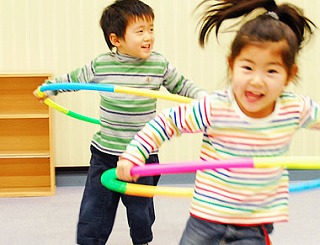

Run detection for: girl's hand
[[116, 159, 139, 182]]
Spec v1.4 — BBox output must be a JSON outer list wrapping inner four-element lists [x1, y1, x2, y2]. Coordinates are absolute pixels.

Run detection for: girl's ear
[[286, 64, 298, 86], [227, 56, 233, 70], [109, 33, 120, 47], [228, 56, 234, 80]]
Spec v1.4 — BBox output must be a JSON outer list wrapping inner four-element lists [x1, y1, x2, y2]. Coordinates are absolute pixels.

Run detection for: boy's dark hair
[[100, 0, 154, 50], [196, 0, 316, 74]]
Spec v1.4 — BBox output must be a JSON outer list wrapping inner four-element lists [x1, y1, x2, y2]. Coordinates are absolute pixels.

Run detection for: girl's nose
[[250, 74, 263, 87]]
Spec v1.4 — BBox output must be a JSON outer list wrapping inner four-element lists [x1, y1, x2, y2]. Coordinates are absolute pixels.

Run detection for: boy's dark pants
[[77, 145, 160, 245]]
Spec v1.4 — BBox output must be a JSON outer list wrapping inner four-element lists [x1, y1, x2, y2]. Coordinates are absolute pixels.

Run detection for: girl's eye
[[242, 65, 252, 71], [268, 69, 278, 74]]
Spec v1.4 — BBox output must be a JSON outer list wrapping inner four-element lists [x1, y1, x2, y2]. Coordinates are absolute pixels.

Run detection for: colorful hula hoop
[[101, 157, 320, 197], [38, 83, 193, 124], [37, 83, 320, 197]]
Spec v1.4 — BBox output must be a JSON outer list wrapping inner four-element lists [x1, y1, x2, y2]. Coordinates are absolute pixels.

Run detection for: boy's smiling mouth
[[142, 44, 151, 49]]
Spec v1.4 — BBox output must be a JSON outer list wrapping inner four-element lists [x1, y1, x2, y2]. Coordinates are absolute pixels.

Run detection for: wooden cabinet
[[0, 74, 55, 197]]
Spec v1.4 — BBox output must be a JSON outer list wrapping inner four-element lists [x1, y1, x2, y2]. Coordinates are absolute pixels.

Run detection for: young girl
[[117, 0, 319, 244]]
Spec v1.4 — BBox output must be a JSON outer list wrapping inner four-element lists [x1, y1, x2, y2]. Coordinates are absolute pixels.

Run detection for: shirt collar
[[114, 51, 145, 63]]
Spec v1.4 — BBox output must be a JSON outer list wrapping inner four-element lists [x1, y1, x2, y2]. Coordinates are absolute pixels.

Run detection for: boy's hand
[[33, 86, 48, 102], [116, 159, 139, 182]]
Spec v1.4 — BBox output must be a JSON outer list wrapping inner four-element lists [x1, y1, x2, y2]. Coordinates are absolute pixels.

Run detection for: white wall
[[1, 0, 319, 167]]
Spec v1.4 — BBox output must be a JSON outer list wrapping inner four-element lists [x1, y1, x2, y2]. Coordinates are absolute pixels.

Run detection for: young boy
[[34, 0, 207, 244]]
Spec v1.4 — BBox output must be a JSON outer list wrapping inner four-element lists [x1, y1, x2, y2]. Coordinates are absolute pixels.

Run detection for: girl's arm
[[117, 97, 212, 181]]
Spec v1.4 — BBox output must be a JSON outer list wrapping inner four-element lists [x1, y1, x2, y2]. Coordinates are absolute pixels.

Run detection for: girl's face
[[114, 17, 155, 59], [229, 41, 297, 118]]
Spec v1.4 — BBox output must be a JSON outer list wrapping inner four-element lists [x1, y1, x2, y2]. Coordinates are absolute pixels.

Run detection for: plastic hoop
[[38, 83, 193, 124], [36, 83, 320, 196], [101, 157, 320, 197]]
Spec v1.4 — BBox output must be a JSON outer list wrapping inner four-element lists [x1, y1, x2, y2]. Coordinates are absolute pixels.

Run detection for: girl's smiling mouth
[[245, 91, 264, 102]]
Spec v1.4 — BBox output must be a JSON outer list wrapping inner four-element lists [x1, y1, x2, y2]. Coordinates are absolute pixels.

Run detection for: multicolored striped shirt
[[122, 88, 320, 225], [47, 51, 207, 155]]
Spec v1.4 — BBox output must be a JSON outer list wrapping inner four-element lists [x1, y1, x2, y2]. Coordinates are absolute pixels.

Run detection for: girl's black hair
[[197, 0, 316, 73], [100, 0, 154, 50]]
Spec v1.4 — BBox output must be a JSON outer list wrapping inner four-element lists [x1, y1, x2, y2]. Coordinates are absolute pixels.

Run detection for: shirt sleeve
[[299, 95, 320, 130], [120, 96, 212, 165], [44, 60, 95, 96], [162, 61, 208, 99]]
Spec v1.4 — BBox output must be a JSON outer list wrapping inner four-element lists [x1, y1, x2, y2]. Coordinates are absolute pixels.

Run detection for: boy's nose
[[144, 34, 151, 41], [143, 32, 154, 41]]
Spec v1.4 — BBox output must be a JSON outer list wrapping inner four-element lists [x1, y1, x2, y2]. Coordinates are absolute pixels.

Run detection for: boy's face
[[116, 17, 155, 59]]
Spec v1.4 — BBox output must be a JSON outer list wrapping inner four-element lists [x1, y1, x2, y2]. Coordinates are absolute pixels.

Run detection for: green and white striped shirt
[[48, 51, 207, 155]]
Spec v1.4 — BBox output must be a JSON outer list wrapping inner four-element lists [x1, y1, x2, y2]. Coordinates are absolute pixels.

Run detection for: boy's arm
[[163, 62, 209, 99], [34, 61, 95, 98], [300, 95, 320, 130]]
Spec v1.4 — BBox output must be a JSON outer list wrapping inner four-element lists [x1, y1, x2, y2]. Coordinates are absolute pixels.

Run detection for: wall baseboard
[[55, 167, 196, 187], [55, 167, 320, 187], [56, 167, 89, 187]]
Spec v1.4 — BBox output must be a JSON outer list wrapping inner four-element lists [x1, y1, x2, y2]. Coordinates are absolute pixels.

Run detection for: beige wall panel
[[1, 0, 319, 166]]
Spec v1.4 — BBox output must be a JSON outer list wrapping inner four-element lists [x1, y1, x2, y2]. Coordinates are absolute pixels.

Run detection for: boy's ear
[[109, 33, 120, 47]]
